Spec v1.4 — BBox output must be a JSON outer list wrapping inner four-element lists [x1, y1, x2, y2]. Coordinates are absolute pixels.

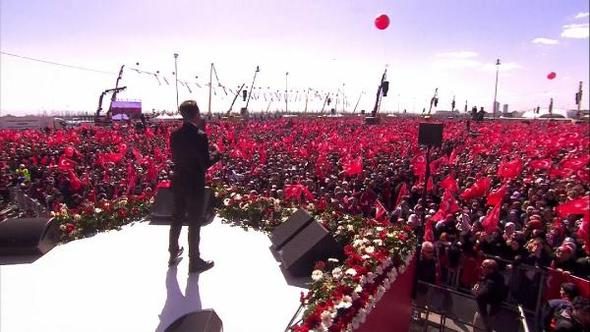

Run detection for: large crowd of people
[[1, 116, 588, 330]]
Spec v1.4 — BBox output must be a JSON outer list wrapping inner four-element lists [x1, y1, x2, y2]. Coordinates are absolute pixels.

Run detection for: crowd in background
[[0, 117, 588, 329]]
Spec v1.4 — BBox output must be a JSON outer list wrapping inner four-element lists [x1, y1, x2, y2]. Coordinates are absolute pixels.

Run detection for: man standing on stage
[[168, 100, 219, 273]]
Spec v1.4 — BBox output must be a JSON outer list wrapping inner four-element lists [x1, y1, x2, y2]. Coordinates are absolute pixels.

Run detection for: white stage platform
[[0, 218, 306, 332]]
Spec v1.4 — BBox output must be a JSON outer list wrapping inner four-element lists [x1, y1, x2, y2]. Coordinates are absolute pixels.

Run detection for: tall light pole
[[208, 63, 214, 115], [493, 58, 501, 118], [173, 53, 179, 111], [285, 72, 289, 113], [245, 66, 260, 110], [576, 81, 583, 119]]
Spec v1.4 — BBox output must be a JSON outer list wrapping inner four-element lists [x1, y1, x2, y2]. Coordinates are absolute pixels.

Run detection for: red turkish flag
[[482, 202, 502, 234], [440, 174, 459, 194], [530, 159, 552, 170], [556, 196, 590, 219], [58, 156, 76, 171], [432, 189, 460, 221], [486, 184, 508, 206], [460, 177, 491, 200], [497, 159, 523, 180], [411, 153, 426, 176], [561, 155, 590, 171], [374, 199, 388, 222], [67, 170, 82, 191], [394, 182, 409, 208], [343, 156, 363, 176], [424, 218, 435, 242]]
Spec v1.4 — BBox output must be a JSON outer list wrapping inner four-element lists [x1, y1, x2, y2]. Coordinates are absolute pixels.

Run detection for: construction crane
[[94, 65, 126, 125]]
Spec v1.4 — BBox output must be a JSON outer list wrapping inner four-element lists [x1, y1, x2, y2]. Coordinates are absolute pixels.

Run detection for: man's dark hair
[[179, 100, 200, 120], [561, 282, 579, 300]]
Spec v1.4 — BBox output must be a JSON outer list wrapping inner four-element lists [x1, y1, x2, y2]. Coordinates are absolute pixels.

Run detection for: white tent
[[112, 113, 129, 121], [520, 108, 570, 119], [153, 113, 182, 121]]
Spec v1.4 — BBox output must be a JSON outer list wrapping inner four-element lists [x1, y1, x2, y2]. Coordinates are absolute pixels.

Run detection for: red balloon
[[375, 14, 390, 30], [547, 72, 556, 80]]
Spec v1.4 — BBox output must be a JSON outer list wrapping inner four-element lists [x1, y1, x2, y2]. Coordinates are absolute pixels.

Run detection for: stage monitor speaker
[[0, 217, 59, 256], [270, 209, 313, 251], [365, 117, 380, 125], [418, 122, 443, 147], [279, 220, 343, 277], [150, 188, 216, 226], [165, 309, 222, 332]]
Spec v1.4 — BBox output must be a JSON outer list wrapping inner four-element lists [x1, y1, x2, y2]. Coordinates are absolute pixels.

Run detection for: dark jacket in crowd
[[475, 271, 507, 313]]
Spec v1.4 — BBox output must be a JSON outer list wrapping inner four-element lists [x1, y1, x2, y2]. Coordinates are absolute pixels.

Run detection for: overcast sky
[[1, 0, 589, 115]]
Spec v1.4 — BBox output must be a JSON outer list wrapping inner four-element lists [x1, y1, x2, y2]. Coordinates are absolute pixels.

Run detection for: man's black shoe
[[189, 259, 214, 274], [168, 247, 184, 266]]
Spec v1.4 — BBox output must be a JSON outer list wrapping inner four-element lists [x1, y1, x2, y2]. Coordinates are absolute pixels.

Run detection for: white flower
[[375, 226, 384, 232], [364, 246, 375, 254], [352, 317, 360, 329], [311, 270, 324, 281], [73, 214, 81, 221], [353, 239, 364, 247], [234, 194, 242, 200], [347, 224, 354, 231], [328, 258, 339, 263], [331, 267, 343, 279], [59, 224, 66, 231], [337, 225, 345, 232], [336, 295, 353, 310], [358, 308, 367, 323], [376, 265, 384, 275], [373, 239, 383, 246], [320, 310, 333, 327], [359, 275, 367, 285], [383, 278, 391, 290], [345, 268, 357, 277], [361, 254, 371, 260], [354, 285, 363, 294], [223, 198, 231, 206], [94, 208, 102, 214]]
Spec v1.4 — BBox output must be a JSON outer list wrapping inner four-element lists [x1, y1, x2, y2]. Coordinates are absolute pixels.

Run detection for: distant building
[[503, 104, 509, 114], [493, 101, 501, 114]]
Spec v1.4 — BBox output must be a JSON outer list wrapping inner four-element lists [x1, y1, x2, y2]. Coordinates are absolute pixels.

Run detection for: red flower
[[65, 223, 75, 233], [313, 261, 326, 271]]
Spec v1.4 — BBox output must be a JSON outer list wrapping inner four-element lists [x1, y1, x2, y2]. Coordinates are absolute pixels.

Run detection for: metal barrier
[[412, 280, 532, 332], [430, 252, 552, 331], [8, 186, 49, 217], [518, 305, 530, 332]]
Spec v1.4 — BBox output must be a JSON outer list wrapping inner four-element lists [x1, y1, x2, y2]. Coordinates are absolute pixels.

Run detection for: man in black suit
[[168, 100, 220, 273]]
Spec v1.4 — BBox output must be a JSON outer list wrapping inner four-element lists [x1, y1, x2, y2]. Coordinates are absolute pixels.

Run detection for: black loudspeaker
[[270, 209, 313, 250], [150, 188, 216, 226], [279, 220, 343, 277], [150, 187, 175, 222], [0, 217, 59, 256], [165, 309, 222, 332], [365, 117, 380, 125], [418, 123, 443, 147]]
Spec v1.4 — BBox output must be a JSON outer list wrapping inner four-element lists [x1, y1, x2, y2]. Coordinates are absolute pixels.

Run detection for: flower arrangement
[[52, 196, 152, 242], [291, 213, 416, 332]]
